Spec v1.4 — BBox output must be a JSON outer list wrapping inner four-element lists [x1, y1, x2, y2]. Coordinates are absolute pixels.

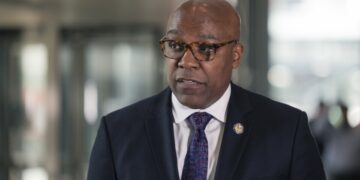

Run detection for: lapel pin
[[233, 123, 244, 135]]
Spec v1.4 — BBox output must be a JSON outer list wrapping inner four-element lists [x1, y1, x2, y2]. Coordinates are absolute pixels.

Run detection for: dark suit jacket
[[87, 84, 325, 180]]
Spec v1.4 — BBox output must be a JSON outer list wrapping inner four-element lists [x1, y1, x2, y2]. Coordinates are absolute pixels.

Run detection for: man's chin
[[175, 94, 208, 109]]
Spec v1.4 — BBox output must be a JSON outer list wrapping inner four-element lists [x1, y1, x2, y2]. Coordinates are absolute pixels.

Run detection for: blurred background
[[0, 0, 359, 180]]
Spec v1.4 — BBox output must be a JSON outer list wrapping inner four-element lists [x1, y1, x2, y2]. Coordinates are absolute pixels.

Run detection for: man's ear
[[232, 42, 244, 69]]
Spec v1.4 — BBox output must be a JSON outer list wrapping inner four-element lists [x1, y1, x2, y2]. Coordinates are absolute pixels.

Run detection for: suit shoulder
[[246, 89, 302, 114], [103, 88, 170, 124], [233, 86, 308, 129], [233, 86, 305, 122]]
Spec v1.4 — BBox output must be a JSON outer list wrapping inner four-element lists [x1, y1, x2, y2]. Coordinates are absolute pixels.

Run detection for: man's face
[[164, 8, 243, 109]]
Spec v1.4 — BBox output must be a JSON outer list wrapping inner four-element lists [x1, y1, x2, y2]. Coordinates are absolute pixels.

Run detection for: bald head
[[166, 0, 241, 40]]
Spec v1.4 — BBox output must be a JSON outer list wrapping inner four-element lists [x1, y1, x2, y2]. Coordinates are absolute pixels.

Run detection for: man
[[87, 0, 326, 180]]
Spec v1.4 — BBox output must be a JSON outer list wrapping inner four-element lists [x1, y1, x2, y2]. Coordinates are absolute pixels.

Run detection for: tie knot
[[188, 112, 212, 131]]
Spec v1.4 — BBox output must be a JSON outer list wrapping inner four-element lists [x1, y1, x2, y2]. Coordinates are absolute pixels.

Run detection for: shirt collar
[[171, 84, 231, 124]]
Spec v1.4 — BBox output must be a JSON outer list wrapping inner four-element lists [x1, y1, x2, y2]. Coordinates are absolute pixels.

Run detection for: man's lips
[[176, 78, 205, 85]]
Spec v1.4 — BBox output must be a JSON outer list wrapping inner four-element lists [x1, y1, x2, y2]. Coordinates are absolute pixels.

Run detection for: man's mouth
[[176, 78, 204, 85]]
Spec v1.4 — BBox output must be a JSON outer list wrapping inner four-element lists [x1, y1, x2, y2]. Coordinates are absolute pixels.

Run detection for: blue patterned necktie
[[181, 112, 213, 180]]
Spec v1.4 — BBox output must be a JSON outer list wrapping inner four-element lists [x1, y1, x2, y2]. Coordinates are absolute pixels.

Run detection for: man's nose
[[177, 49, 200, 69]]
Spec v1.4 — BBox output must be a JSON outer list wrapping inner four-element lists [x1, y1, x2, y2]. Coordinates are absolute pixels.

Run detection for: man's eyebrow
[[166, 29, 182, 36], [165, 30, 219, 41]]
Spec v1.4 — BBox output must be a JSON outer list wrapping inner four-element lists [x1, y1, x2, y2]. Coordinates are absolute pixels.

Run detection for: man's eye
[[168, 41, 185, 51], [198, 44, 216, 54]]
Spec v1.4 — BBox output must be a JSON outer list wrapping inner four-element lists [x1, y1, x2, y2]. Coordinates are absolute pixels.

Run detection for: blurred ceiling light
[[21, 43, 48, 134], [21, 43, 48, 89], [22, 167, 48, 180], [348, 105, 360, 128], [84, 80, 98, 125], [268, 65, 293, 88]]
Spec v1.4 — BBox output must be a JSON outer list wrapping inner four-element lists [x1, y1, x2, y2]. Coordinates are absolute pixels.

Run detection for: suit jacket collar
[[214, 83, 254, 180], [145, 83, 254, 180]]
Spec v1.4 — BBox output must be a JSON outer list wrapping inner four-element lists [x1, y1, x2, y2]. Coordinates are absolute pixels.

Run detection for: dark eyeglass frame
[[159, 38, 238, 61]]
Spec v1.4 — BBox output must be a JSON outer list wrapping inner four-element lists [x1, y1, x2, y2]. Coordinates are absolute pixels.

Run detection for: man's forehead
[[165, 10, 225, 40]]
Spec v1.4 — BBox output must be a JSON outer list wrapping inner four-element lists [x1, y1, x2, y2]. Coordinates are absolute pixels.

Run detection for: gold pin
[[233, 123, 244, 134]]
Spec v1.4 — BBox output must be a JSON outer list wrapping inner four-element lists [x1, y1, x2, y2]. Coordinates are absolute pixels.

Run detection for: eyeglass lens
[[162, 40, 216, 61]]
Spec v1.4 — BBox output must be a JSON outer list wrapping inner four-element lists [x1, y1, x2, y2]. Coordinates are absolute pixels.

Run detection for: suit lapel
[[214, 84, 254, 180], [145, 89, 180, 180]]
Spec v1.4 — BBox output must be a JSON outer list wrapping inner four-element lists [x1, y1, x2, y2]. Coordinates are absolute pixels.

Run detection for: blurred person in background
[[323, 103, 360, 180], [87, 0, 325, 179], [309, 101, 334, 155]]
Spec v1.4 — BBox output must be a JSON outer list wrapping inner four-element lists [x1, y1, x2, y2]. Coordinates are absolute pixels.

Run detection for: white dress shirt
[[172, 85, 231, 180]]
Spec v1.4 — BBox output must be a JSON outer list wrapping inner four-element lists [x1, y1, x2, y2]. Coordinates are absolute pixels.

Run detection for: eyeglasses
[[159, 38, 238, 61]]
